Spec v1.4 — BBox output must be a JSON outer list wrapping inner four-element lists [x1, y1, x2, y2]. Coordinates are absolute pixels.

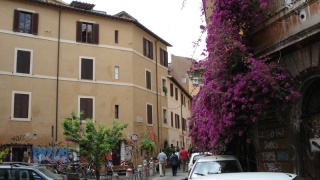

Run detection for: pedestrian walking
[[157, 149, 167, 177], [175, 147, 180, 170], [170, 150, 179, 176], [179, 147, 189, 172]]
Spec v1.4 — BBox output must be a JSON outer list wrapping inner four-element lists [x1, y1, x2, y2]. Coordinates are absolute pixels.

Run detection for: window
[[80, 57, 94, 80], [13, 10, 38, 34], [170, 83, 173, 97], [162, 78, 167, 95], [15, 49, 32, 74], [163, 109, 167, 124], [76, 21, 99, 44], [175, 114, 180, 129], [143, 38, 153, 59], [171, 112, 173, 127], [147, 104, 153, 124], [115, 105, 119, 119], [160, 48, 168, 67], [115, 66, 119, 80], [12, 91, 31, 121], [79, 96, 94, 121], [175, 88, 178, 100], [182, 118, 187, 131], [146, 70, 151, 90], [115, 30, 119, 44]]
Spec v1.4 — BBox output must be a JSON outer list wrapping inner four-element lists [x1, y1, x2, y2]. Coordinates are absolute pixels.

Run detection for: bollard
[[112, 172, 119, 180], [138, 165, 143, 179], [149, 162, 154, 176], [126, 168, 133, 178]]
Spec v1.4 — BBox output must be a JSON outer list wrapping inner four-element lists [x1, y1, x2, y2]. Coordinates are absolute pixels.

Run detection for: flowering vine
[[188, 0, 300, 153]]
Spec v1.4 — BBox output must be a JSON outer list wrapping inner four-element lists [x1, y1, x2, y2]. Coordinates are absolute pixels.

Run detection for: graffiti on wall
[[10, 132, 35, 142], [31, 146, 70, 164]]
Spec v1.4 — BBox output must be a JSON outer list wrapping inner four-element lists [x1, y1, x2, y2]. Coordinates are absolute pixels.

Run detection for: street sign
[[132, 134, 138, 142], [309, 138, 320, 152]]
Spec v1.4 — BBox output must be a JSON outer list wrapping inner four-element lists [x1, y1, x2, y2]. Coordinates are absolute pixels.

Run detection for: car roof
[[191, 172, 298, 180], [196, 155, 239, 162]]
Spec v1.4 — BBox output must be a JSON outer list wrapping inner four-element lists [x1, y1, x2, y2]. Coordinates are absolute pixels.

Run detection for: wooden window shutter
[[13, 10, 20, 32], [146, 71, 151, 89], [171, 112, 173, 127], [150, 42, 153, 59], [76, 21, 82, 42], [147, 104, 152, 124], [164, 51, 168, 67], [31, 13, 39, 35], [143, 38, 146, 56], [17, 50, 31, 74], [81, 59, 93, 80], [80, 98, 93, 119], [93, 24, 99, 44], [160, 49, 164, 65], [170, 83, 173, 97], [14, 94, 29, 118]]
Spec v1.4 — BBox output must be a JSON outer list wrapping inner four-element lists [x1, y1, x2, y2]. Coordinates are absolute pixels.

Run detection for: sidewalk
[[149, 167, 188, 180]]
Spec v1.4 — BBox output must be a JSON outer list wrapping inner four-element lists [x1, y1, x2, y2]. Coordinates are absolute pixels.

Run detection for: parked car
[[0, 164, 63, 180], [187, 155, 243, 179], [189, 172, 305, 180], [188, 152, 212, 172]]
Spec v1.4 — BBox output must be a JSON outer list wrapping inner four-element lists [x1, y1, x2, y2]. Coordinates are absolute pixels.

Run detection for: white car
[[188, 155, 243, 179], [188, 152, 212, 172], [190, 172, 305, 180]]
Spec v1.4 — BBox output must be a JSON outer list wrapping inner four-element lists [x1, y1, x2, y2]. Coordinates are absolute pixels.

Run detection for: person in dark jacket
[[169, 150, 179, 176]]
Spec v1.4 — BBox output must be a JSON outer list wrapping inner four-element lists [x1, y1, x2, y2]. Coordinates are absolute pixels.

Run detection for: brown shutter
[[93, 24, 99, 44], [76, 21, 82, 42], [81, 59, 93, 80], [171, 112, 173, 127], [170, 83, 173, 97], [147, 105, 152, 124], [150, 42, 153, 59], [31, 13, 39, 35], [146, 71, 151, 89], [13, 10, 20, 32], [164, 51, 168, 67], [160, 49, 163, 65], [14, 94, 29, 118], [143, 38, 146, 56], [17, 51, 30, 74]]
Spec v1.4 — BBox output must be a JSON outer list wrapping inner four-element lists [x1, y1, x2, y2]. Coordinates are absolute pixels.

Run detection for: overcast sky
[[62, 0, 207, 61]]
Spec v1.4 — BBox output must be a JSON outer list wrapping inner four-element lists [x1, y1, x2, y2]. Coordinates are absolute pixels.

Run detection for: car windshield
[[37, 167, 62, 179], [190, 160, 241, 178]]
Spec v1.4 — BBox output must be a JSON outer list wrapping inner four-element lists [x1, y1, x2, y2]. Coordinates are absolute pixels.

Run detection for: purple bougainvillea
[[189, 0, 300, 153]]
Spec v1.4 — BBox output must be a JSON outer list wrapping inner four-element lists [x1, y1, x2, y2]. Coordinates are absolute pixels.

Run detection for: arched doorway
[[300, 79, 320, 179]]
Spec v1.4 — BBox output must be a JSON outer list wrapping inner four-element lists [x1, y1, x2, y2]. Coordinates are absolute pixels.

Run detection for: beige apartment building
[[0, 0, 175, 166]]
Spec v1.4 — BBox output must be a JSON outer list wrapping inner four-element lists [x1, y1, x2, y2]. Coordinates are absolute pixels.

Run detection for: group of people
[[157, 147, 189, 177]]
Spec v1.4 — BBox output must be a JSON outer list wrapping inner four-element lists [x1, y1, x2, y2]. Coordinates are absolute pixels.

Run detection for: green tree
[[62, 111, 128, 179], [139, 136, 155, 159]]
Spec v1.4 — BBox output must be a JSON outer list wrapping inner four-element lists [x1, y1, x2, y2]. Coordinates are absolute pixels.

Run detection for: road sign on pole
[[132, 134, 138, 142]]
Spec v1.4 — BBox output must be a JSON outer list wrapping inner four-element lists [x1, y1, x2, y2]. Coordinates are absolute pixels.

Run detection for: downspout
[[155, 40, 160, 143], [55, 9, 62, 141]]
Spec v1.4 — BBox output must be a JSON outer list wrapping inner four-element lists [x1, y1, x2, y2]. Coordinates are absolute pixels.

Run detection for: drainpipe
[[55, 9, 62, 141], [155, 40, 160, 143]]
